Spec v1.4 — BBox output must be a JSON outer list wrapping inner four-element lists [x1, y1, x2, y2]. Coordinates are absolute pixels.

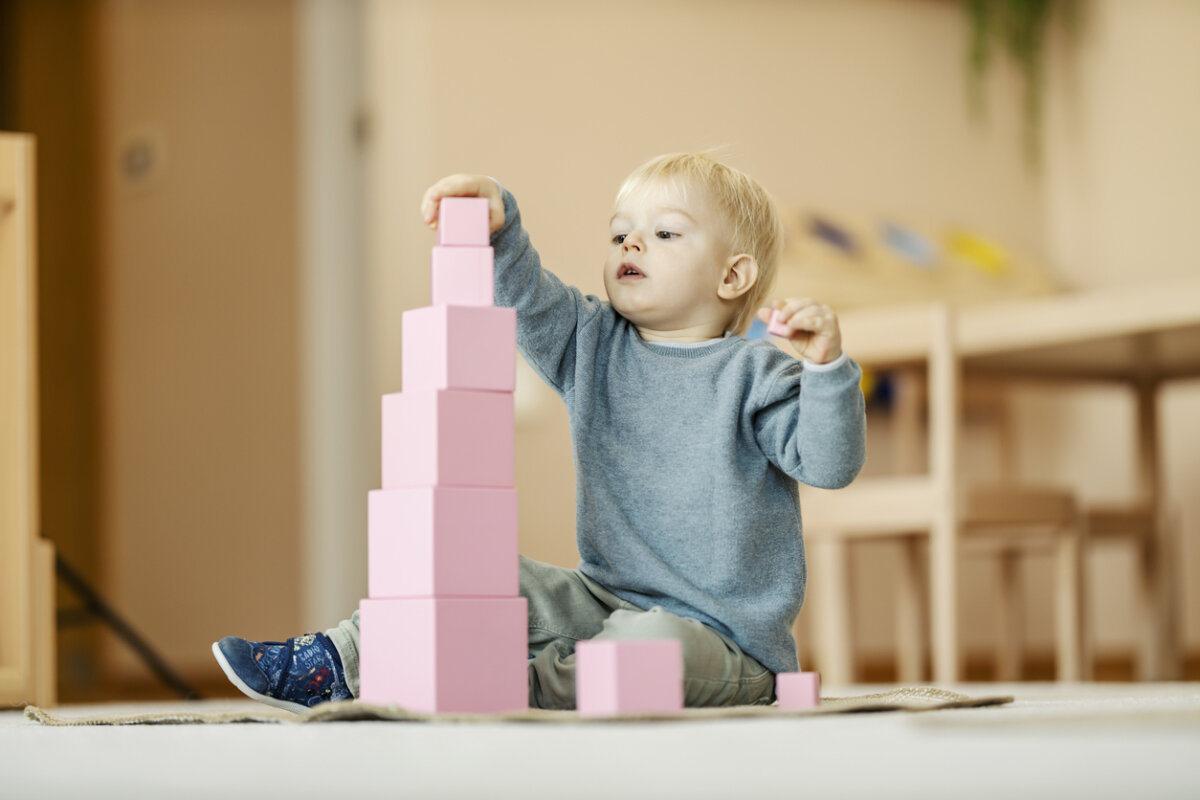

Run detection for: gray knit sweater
[[492, 189, 866, 674]]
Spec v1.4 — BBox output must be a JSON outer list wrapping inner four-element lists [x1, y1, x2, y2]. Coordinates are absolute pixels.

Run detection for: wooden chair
[[1085, 503, 1178, 681], [980, 379, 1178, 681], [1, 132, 57, 708], [799, 303, 1088, 685]]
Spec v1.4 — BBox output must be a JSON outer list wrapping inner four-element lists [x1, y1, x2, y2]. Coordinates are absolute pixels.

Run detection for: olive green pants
[[327, 555, 776, 710]]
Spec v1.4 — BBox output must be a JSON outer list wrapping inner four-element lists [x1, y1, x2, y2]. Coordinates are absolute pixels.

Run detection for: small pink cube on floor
[[575, 639, 684, 717], [775, 671, 821, 709], [767, 309, 791, 338], [437, 197, 490, 247]]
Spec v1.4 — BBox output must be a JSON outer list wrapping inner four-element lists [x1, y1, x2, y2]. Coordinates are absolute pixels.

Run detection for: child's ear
[[717, 254, 759, 300]]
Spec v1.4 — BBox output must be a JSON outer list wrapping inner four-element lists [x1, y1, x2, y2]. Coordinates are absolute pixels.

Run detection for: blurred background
[[1, 0, 1197, 701]]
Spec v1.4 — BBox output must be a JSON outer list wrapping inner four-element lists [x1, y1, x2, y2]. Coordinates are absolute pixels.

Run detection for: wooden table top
[[839, 276, 1200, 382]]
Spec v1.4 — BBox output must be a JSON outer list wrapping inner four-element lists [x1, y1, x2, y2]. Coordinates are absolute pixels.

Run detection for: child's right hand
[[420, 174, 505, 233]]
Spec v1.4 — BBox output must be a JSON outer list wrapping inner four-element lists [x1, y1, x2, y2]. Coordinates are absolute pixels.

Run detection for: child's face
[[604, 178, 737, 338]]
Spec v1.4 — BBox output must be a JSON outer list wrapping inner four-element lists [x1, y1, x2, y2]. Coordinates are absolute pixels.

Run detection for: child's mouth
[[618, 263, 645, 280]]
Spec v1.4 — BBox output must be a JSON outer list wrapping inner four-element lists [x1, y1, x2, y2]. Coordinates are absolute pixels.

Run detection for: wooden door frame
[[1, 131, 55, 708]]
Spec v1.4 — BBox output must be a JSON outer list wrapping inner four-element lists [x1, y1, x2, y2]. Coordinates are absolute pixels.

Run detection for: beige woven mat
[[25, 687, 1012, 726]]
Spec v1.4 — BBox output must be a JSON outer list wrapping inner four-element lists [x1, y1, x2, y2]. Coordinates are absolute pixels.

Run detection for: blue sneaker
[[212, 633, 352, 712]]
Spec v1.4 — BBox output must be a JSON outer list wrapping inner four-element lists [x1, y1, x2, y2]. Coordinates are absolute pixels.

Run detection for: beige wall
[[1044, 0, 1200, 290], [96, 0, 302, 677]]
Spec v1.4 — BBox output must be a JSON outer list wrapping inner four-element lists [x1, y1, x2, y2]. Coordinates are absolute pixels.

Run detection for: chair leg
[[895, 536, 926, 683], [1135, 526, 1162, 681], [1078, 518, 1094, 681], [1053, 524, 1086, 681], [811, 537, 855, 685], [930, 516, 960, 684], [994, 549, 1023, 682], [1158, 507, 1184, 680]]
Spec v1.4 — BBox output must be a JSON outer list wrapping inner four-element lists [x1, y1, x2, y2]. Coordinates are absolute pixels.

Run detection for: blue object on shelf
[[882, 221, 938, 267], [809, 215, 857, 256]]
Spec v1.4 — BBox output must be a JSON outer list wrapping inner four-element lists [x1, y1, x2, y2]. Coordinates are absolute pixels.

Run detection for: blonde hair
[[615, 152, 783, 335]]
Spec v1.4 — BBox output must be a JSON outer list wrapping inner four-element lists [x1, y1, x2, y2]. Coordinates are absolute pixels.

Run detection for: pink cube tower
[[575, 639, 684, 717], [359, 196, 528, 713]]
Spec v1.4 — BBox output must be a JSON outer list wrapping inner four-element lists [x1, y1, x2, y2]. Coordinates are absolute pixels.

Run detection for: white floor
[[4, 683, 1199, 799]]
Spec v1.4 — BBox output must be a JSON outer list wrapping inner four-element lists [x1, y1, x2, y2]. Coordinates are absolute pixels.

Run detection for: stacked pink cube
[[358, 197, 529, 714]]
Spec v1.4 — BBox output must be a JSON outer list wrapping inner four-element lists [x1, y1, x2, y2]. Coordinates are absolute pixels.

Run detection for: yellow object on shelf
[[859, 366, 877, 400], [945, 229, 1010, 276]]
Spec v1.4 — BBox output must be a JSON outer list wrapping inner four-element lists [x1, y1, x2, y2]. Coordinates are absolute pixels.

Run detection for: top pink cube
[[437, 197, 491, 247]]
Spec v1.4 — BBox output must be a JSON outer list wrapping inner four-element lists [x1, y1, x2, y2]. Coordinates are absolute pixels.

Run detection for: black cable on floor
[[54, 552, 204, 700]]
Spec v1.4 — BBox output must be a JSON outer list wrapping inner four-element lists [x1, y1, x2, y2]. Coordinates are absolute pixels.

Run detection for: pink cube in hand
[[381, 389, 514, 489], [575, 639, 684, 717], [767, 309, 791, 338], [775, 671, 821, 709], [367, 487, 519, 599], [437, 197, 490, 247], [358, 596, 528, 713], [402, 305, 516, 392], [431, 246, 494, 306]]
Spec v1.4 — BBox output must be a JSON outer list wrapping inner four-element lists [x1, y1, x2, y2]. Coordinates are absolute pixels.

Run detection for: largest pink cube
[[402, 305, 516, 392], [368, 487, 518, 598], [575, 639, 684, 717], [381, 389, 514, 489], [358, 596, 529, 713]]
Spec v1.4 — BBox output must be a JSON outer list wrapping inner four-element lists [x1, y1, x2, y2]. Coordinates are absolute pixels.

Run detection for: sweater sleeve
[[752, 356, 867, 489], [490, 188, 605, 396]]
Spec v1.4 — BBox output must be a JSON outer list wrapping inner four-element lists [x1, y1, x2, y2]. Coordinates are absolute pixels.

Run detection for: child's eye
[[656, 231, 677, 239], [612, 233, 627, 244]]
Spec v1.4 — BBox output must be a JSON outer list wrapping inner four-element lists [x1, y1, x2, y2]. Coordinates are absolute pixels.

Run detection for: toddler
[[213, 152, 866, 711]]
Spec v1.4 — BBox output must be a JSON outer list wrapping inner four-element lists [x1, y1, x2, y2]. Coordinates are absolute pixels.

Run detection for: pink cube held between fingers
[[358, 596, 528, 713], [775, 671, 821, 709], [381, 389, 514, 489], [575, 639, 684, 717], [431, 246, 495, 306], [767, 309, 791, 338], [436, 197, 490, 247], [367, 487, 519, 599], [402, 305, 516, 392]]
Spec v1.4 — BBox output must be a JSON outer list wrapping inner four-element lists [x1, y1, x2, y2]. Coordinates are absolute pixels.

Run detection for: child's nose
[[622, 232, 643, 252]]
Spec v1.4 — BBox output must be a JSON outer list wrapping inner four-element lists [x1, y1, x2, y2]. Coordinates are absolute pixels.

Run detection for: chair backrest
[[800, 302, 961, 534], [838, 301, 958, 483]]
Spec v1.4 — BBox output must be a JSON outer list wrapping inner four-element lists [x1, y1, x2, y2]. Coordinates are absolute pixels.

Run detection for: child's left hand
[[758, 298, 843, 364]]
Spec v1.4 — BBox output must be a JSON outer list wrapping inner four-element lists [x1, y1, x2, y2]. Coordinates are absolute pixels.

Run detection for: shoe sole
[[211, 641, 308, 714]]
